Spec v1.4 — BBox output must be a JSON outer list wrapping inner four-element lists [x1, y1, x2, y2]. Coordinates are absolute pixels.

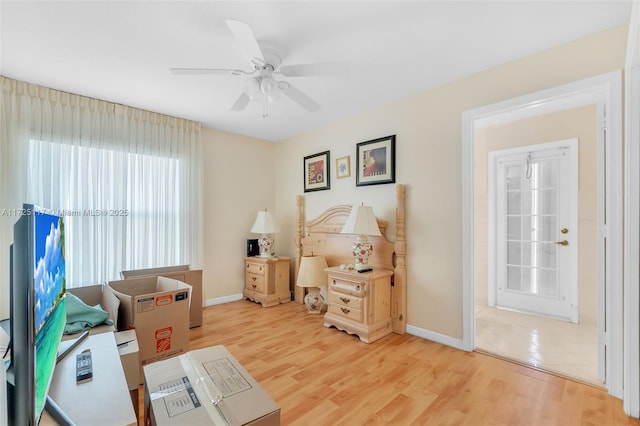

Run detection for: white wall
[[273, 25, 627, 339], [201, 127, 276, 303]]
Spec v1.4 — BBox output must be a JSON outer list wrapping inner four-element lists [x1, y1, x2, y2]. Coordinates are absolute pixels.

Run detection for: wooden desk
[[41, 332, 137, 426]]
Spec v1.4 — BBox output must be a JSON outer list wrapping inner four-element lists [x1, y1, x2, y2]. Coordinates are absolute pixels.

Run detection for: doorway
[[477, 108, 598, 385], [462, 71, 623, 397]]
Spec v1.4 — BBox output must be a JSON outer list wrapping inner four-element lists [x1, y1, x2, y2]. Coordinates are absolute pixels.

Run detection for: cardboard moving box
[[63, 284, 119, 339], [144, 345, 280, 426], [121, 265, 203, 328], [108, 276, 191, 383], [116, 330, 141, 420]]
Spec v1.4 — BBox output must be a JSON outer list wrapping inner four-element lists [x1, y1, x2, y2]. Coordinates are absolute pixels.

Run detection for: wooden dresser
[[323, 266, 393, 343], [243, 256, 291, 307]]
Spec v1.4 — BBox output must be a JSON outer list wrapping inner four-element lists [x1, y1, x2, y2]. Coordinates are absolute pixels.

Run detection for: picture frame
[[356, 135, 396, 186], [336, 156, 351, 179], [304, 151, 330, 192]]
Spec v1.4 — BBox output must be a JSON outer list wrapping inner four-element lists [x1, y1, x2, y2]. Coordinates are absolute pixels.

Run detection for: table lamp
[[340, 205, 382, 272], [250, 209, 280, 257], [296, 255, 328, 314]]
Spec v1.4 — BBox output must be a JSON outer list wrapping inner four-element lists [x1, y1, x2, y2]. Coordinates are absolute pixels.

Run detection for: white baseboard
[[406, 324, 466, 351], [204, 293, 243, 307]]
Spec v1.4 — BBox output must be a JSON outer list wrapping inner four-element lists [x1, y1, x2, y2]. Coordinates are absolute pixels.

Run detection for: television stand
[[39, 332, 136, 426]]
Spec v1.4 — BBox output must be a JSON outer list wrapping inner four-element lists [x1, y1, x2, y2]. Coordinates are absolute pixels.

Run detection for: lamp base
[[352, 234, 373, 273], [303, 288, 324, 314], [258, 235, 274, 257]]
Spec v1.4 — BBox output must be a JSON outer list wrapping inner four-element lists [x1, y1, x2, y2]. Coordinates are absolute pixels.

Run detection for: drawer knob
[[252, 284, 257, 289], [252, 276, 257, 282], [341, 307, 350, 315], [340, 297, 351, 304], [332, 280, 336, 286], [356, 285, 360, 291]]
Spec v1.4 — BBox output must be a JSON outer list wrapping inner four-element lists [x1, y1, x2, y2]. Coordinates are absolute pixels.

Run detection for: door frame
[[488, 139, 579, 323], [461, 70, 623, 398], [624, 1, 640, 416]]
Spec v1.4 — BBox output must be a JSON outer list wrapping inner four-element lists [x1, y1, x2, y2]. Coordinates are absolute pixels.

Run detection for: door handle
[[554, 240, 569, 246]]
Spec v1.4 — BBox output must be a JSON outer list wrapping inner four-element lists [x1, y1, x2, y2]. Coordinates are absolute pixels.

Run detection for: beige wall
[[201, 127, 275, 303], [272, 25, 626, 339], [474, 105, 598, 325]]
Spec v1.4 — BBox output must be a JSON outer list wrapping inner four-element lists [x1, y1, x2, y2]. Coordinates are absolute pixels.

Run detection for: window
[[28, 139, 191, 286]]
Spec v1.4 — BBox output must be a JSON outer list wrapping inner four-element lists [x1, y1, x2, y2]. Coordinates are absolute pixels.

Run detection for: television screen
[[33, 210, 66, 419], [7, 205, 67, 425]]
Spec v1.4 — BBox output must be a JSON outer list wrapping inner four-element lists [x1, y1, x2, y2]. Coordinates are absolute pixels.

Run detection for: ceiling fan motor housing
[[257, 45, 283, 70]]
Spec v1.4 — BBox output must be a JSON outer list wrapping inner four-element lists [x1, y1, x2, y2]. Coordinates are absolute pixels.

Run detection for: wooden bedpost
[[392, 184, 407, 333], [295, 195, 305, 303]]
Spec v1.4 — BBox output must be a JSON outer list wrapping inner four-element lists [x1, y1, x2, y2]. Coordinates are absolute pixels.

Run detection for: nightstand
[[243, 256, 291, 307], [323, 266, 393, 343]]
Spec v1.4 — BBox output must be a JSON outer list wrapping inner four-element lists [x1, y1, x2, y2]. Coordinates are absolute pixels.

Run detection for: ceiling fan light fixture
[[245, 77, 263, 101], [260, 75, 281, 100]]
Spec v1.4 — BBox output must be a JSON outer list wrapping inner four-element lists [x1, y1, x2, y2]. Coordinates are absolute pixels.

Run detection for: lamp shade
[[250, 210, 280, 234], [341, 205, 382, 236], [296, 255, 328, 288]]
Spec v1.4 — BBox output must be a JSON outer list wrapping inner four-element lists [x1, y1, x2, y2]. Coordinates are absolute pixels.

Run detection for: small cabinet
[[243, 256, 291, 307], [324, 266, 393, 343]]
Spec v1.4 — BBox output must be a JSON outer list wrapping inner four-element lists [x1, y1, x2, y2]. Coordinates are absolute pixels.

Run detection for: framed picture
[[336, 156, 351, 179], [304, 151, 330, 192], [356, 135, 396, 186]]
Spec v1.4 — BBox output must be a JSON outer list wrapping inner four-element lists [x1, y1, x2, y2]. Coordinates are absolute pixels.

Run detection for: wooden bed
[[294, 184, 406, 334]]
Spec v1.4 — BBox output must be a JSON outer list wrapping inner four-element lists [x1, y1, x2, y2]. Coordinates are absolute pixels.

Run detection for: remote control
[[76, 349, 93, 383]]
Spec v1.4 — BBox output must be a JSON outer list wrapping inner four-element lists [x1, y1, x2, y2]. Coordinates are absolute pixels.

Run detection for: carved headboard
[[295, 184, 406, 334]]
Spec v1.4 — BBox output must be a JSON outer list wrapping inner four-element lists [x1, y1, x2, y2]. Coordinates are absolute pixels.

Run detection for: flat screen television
[[6, 205, 67, 425]]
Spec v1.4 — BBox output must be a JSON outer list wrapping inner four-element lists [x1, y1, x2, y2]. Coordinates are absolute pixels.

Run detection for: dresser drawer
[[328, 303, 363, 322], [246, 274, 265, 292], [329, 291, 364, 311], [246, 262, 265, 275], [329, 277, 365, 297]]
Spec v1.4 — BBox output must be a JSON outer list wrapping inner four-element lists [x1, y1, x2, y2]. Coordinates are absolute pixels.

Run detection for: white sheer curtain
[[0, 76, 203, 289]]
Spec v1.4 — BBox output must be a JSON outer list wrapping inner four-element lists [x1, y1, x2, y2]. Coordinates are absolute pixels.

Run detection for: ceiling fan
[[170, 20, 347, 117]]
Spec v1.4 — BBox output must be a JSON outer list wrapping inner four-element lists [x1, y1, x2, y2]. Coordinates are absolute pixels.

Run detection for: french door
[[489, 139, 579, 322]]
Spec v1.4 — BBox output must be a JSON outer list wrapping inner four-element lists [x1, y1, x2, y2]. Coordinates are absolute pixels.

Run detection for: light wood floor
[[139, 300, 640, 425]]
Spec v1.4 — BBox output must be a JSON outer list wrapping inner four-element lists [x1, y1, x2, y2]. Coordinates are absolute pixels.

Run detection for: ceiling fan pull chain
[[262, 98, 269, 118]]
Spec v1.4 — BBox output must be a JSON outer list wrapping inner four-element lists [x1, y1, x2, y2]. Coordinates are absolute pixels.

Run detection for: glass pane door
[[492, 140, 578, 322]]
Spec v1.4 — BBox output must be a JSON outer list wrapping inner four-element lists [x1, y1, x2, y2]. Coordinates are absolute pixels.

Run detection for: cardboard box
[[116, 330, 141, 421], [115, 330, 140, 391], [108, 276, 192, 383], [121, 265, 203, 328], [63, 284, 119, 339], [143, 345, 280, 426]]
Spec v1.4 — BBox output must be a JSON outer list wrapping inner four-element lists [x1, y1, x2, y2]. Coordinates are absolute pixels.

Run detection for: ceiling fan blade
[[226, 20, 265, 66], [277, 62, 348, 77], [280, 82, 321, 112], [170, 67, 251, 76], [230, 92, 251, 111]]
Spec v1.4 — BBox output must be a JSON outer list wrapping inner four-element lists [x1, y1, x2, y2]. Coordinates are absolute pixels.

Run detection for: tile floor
[[475, 304, 603, 387]]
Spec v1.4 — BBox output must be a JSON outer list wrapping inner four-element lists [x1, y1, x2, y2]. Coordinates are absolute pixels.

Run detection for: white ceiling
[[0, 1, 631, 142]]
